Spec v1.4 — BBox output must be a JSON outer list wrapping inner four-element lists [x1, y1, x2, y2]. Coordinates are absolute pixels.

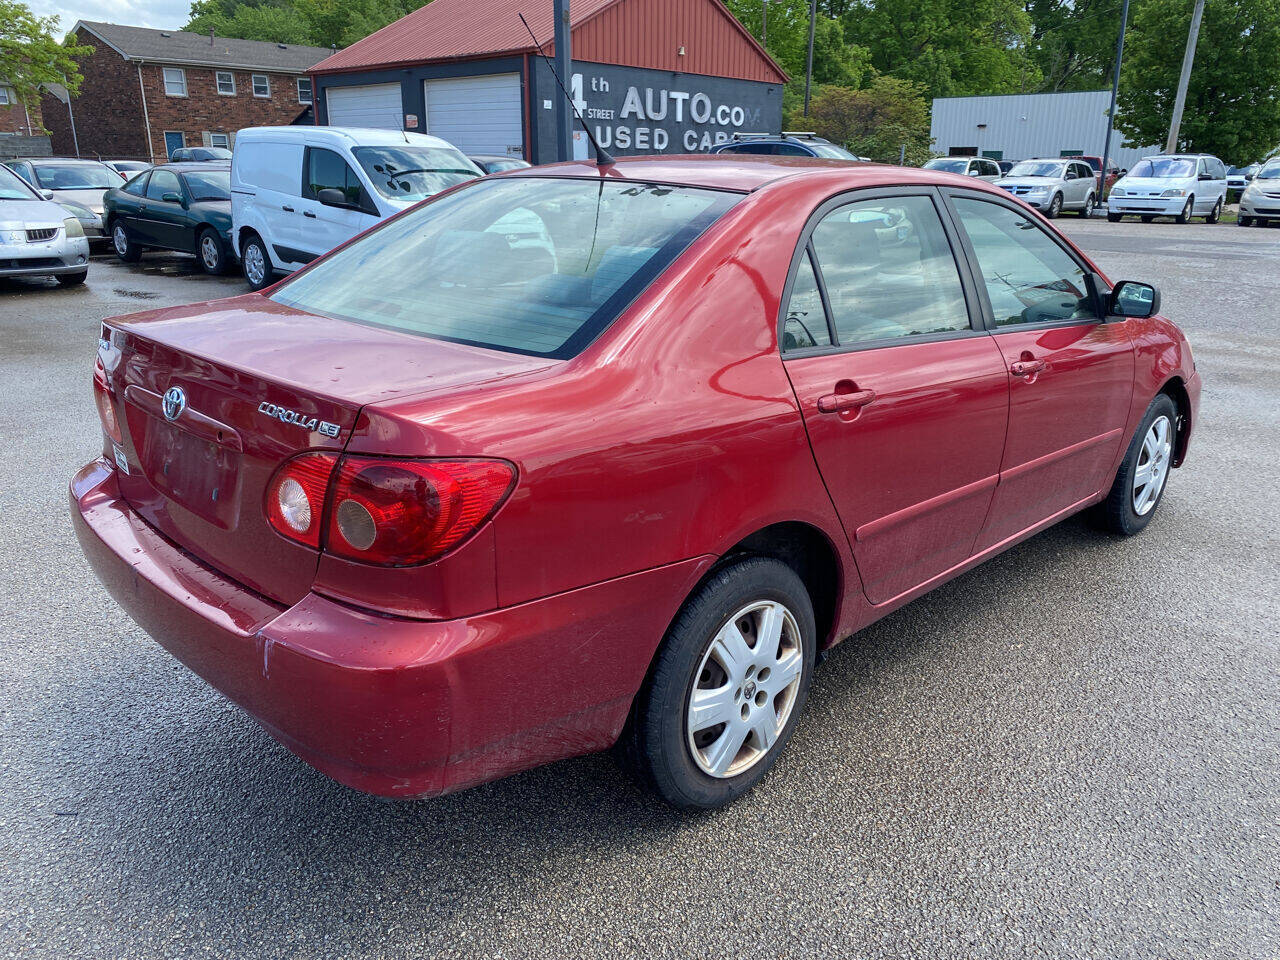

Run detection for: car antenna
[[518, 12, 614, 167]]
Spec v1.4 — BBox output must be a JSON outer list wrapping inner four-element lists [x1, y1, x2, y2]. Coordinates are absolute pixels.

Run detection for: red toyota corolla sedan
[[72, 156, 1200, 809]]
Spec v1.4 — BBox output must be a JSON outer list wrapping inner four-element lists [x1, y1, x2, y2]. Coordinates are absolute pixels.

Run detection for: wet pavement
[[1, 228, 1277, 959]]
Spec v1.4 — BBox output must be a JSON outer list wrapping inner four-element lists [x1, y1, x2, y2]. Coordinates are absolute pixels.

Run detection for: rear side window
[[123, 172, 149, 196], [781, 251, 831, 350], [271, 178, 740, 358], [807, 195, 970, 344], [952, 197, 1096, 327]]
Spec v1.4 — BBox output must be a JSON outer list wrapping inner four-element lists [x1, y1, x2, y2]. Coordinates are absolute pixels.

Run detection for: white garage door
[[325, 83, 403, 130], [424, 74, 523, 157]]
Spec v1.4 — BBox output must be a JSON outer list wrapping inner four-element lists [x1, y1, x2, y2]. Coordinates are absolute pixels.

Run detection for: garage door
[[424, 74, 523, 157], [325, 83, 403, 130]]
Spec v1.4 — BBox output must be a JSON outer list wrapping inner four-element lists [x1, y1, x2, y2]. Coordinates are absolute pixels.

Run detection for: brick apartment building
[[0, 82, 42, 135], [41, 22, 329, 162]]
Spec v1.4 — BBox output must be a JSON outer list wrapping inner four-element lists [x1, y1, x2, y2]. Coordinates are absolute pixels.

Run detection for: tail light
[[93, 356, 123, 444], [264, 454, 515, 566]]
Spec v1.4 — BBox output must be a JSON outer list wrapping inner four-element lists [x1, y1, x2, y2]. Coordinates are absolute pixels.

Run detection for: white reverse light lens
[[277, 477, 312, 532]]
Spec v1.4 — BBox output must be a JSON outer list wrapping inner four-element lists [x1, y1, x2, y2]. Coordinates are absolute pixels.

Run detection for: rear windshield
[[271, 177, 740, 358], [353, 146, 480, 202]]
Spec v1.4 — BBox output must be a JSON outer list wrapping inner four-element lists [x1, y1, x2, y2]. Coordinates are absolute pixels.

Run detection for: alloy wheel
[[1132, 415, 1172, 516], [244, 243, 265, 286], [686, 600, 803, 778], [200, 235, 220, 270], [1082, 194, 1094, 217], [113, 224, 128, 257]]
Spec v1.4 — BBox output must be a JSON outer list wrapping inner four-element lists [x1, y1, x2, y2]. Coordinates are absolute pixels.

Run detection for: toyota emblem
[[162, 386, 186, 422]]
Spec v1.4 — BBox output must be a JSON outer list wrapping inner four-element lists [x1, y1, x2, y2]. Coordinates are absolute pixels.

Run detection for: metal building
[[930, 90, 1158, 169], [308, 0, 787, 163]]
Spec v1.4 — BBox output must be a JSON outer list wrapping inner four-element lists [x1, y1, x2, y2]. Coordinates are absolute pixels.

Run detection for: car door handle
[[302, 211, 316, 218], [1010, 359, 1047, 376], [281, 205, 295, 213], [817, 389, 876, 413]]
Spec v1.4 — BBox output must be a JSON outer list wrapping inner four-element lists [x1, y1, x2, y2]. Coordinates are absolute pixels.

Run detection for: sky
[[27, 0, 190, 32]]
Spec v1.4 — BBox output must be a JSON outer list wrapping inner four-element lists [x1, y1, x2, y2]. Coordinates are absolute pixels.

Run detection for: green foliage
[[1117, 0, 1280, 161], [801, 76, 934, 163], [1025, 0, 1125, 91], [186, 0, 427, 49], [0, 0, 91, 118]]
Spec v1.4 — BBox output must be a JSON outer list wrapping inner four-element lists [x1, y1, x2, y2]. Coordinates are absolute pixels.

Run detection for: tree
[[1117, 0, 1280, 161], [1025, 0, 1126, 91], [186, 0, 427, 49], [803, 75, 933, 163], [0, 1, 91, 119]]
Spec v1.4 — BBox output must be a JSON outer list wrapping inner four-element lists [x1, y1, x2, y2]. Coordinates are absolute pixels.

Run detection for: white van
[[231, 126, 482, 289], [1106, 154, 1228, 224]]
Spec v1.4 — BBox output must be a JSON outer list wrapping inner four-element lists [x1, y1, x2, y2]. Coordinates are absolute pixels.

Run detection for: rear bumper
[[71, 458, 713, 797]]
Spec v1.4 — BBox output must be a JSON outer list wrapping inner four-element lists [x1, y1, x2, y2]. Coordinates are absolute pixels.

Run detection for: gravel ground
[[1, 223, 1278, 959]]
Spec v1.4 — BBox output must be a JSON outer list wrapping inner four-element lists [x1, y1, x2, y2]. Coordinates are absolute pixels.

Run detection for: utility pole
[[1165, 0, 1205, 153], [803, 0, 816, 116], [1098, 0, 1131, 212], [553, 0, 573, 162], [761, 0, 767, 47]]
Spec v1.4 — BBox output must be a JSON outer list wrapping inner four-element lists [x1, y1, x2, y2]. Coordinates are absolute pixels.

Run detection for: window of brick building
[[216, 71, 235, 95], [297, 77, 312, 104], [163, 68, 187, 97], [252, 74, 270, 98]]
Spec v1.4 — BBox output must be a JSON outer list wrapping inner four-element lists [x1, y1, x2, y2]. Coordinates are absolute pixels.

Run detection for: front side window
[[216, 71, 235, 95], [271, 178, 739, 358], [809, 195, 970, 344], [781, 251, 831, 350], [297, 77, 312, 104], [252, 74, 270, 97], [352, 146, 478, 202], [163, 68, 187, 97], [952, 197, 1096, 327], [306, 147, 364, 205], [146, 169, 183, 202]]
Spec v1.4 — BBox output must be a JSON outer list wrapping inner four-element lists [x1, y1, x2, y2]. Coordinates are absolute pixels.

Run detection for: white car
[[923, 156, 1002, 181], [231, 126, 482, 290], [1238, 158, 1280, 227], [1106, 154, 1228, 224], [0, 163, 91, 285], [994, 158, 1098, 218]]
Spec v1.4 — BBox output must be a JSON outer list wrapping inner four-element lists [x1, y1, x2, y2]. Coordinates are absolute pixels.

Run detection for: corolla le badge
[[162, 386, 186, 422], [258, 401, 341, 438]]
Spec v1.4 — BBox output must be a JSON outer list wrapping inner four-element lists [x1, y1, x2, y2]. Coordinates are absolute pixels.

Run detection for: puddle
[[111, 288, 160, 300]]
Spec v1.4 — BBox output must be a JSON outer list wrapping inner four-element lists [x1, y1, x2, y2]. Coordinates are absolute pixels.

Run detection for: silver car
[[923, 156, 1003, 181], [0, 164, 91, 285], [1238, 158, 1280, 227], [994, 158, 1098, 218], [4, 157, 123, 244]]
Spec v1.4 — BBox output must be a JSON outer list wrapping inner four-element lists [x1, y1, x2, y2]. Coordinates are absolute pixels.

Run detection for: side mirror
[[1119, 168, 1128, 176], [316, 187, 352, 208], [41, 189, 54, 200], [161, 192, 186, 206], [967, 168, 982, 177], [1109, 280, 1160, 318], [1198, 172, 1212, 181]]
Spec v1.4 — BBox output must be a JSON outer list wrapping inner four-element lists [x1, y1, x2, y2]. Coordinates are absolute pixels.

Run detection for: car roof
[[28, 157, 113, 165], [160, 162, 231, 173], [504, 154, 990, 194], [234, 125, 456, 150]]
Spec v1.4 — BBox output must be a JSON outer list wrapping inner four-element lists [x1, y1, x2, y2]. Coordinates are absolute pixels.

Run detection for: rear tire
[[111, 221, 141, 263], [1206, 197, 1223, 224], [241, 233, 273, 290], [1099, 393, 1178, 536], [1078, 193, 1095, 217], [621, 557, 816, 810], [55, 269, 87, 287]]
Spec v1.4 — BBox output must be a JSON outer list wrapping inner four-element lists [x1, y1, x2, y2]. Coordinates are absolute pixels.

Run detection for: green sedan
[[104, 162, 235, 274]]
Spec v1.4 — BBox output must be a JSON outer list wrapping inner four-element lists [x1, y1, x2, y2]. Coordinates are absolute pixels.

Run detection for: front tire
[[55, 269, 88, 287], [1206, 197, 1223, 224], [1099, 394, 1178, 536], [623, 557, 816, 809], [197, 228, 230, 275], [1046, 193, 1063, 219], [241, 233, 273, 290], [1107, 211, 1123, 223], [111, 221, 141, 263], [1175, 197, 1195, 224], [1239, 215, 1253, 227]]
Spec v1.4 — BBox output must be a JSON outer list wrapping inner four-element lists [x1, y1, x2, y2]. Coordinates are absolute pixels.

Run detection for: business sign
[[533, 60, 782, 162]]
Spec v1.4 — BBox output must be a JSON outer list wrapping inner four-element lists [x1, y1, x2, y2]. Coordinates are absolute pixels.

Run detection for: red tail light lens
[[326, 457, 516, 566], [93, 357, 123, 445], [265, 452, 338, 548]]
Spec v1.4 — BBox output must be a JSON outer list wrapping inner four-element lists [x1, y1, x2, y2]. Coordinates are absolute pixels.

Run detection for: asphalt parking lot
[[1, 222, 1277, 959]]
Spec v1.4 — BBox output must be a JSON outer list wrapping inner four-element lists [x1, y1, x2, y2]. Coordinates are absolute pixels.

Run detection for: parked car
[[996, 159, 1016, 176], [1107, 154, 1227, 223], [469, 154, 532, 174], [104, 160, 151, 177], [169, 146, 232, 162], [0, 163, 90, 285], [922, 156, 1002, 181], [1226, 163, 1260, 197], [231, 126, 482, 290], [104, 162, 236, 274], [74, 156, 1200, 809], [1074, 155, 1122, 196], [4, 157, 123, 244], [995, 158, 1098, 218], [1237, 157, 1280, 227], [713, 132, 865, 161]]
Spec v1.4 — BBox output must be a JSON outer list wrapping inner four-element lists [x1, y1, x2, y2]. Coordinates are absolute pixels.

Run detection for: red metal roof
[[311, 0, 787, 84]]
